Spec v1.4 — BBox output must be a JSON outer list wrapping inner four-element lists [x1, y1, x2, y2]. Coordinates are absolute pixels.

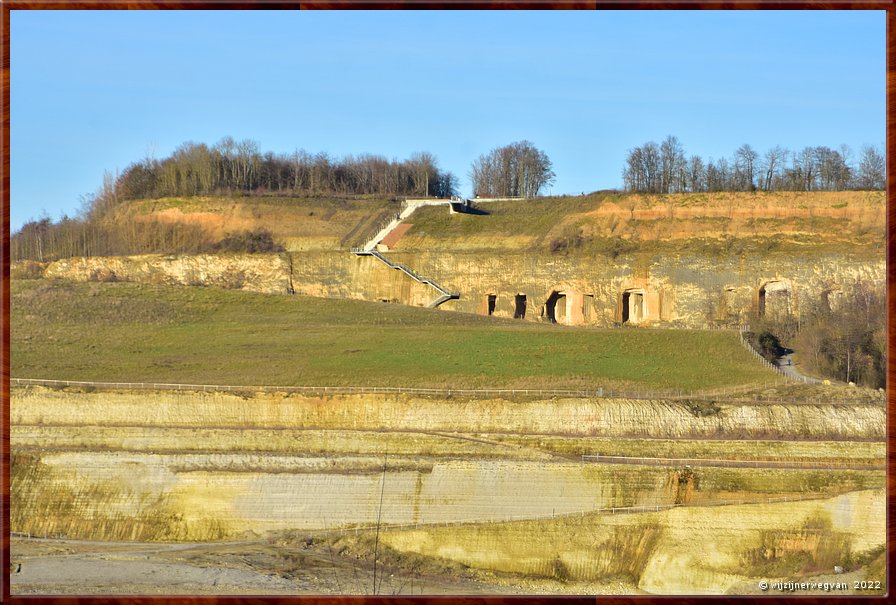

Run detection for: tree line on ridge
[[11, 135, 885, 263], [623, 136, 885, 193]]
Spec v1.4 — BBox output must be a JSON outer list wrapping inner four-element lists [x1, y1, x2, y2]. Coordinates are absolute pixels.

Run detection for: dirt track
[[10, 537, 494, 595]]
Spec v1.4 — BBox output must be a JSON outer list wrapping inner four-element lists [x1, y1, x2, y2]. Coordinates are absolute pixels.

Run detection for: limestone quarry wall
[[14, 446, 881, 543], [16, 248, 885, 328], [375, 250, 885, 326], [34, 253, 293, 294], [11, 452, 677, 539], [380, 489, 885, 594], [10, 387, 885, 543], [12, 387, 886, 442]]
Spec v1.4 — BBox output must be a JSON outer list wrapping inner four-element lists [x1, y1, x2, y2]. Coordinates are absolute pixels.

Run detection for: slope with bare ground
[[399, 191, 885, 253], [109, 195, 401, 252]]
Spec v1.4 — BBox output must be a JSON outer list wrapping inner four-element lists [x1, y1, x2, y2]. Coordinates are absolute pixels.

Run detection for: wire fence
[[5, 324, 862, 406], [737, 326, 819, 384], [294, 492, 837, 538], [14, 376, 847, 405], [581, 454, 884, 471], [351, 199, 452, 252], [346, 201, 410, 251]]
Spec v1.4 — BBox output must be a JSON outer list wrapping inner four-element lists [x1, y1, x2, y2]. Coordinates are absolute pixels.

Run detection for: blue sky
[[10, 10, 885, 230]]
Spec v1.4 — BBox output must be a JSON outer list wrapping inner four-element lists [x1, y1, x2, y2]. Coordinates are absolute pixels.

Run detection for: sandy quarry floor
[[10, 536, 649, 596], [9, 537, 505, 596]]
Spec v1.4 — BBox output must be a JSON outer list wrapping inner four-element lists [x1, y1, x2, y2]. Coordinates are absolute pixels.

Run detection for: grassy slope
[[111, 191, 885, 256], [11, 279, 777, 391], [115, 195, 401, 250], [399, 191, 885, 256]]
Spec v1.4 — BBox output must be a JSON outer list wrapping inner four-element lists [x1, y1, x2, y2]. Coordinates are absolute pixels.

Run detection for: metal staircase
[[350, 198, 468, 308], [427, 293, 457, 308], [352, 248, 459, 308]]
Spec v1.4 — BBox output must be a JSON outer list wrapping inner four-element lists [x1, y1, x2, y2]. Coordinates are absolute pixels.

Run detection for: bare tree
[[659, 135, 686, 193], [734, 144, 758, 191], [814, 146, 850, 191], [624, 137, 883, 194], [856, 144, 885, 190], [408, 151, 438, 196], [688, 155, 705, 192], [623, 146, 645, 192], [760, 146, 785, 191], [641, 142, 660, 193], [470, 141, 554, 198]]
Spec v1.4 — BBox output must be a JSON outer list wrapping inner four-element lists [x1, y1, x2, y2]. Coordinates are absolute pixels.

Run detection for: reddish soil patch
[[381, 223, 414, 249], [137, 208, 255, 240]]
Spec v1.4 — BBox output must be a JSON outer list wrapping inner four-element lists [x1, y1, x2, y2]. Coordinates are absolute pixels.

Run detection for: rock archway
[[544, 291, 567, 323], [758, 280, 794, 319], [621, 289, 646, 324], [542, 289, 595, 325]]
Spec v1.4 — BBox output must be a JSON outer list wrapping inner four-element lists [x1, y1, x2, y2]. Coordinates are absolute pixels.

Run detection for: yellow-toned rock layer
[[12, 386, 885, 440]]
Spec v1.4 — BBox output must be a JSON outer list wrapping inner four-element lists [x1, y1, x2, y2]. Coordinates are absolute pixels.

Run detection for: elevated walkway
[[355, 198, 458, 253], [351, 249, 459, 308], [352, 198, 463, 308], [351, 197, 465, 308]]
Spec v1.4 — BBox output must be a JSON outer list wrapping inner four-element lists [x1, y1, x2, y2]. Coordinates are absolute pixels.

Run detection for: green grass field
[[11, 279, 779, 391], [404, 197, 598, 245]]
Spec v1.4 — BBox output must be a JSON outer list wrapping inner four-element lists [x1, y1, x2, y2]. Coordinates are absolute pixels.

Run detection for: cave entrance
[[545, 291, 567, 324], [514, 294, 527, 319], [486, 294, 497, 316], [622, 290, 645, 324], [758, 281, 791, 318]]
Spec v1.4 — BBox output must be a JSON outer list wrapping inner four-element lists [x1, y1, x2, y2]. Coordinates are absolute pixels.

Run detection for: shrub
[[87, 268, 119, 283], [744, 330, 785, 363], [550, 555, 570, 582], [218, 268, 248, 290], [684, 399, 721, 417], [213, 228, 284, 253], [10, 261, 46, 279], [547, 226, 584, 254]]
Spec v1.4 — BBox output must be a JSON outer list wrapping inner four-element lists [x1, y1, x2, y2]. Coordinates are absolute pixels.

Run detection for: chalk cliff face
[[287, 249, 884, 327], [12, 387, 886, 443], [10, 386, 886, 543], [13, 190, 883, 327], [33, 254, 293, 295], [16, 248, 884, 328], [379, 489, 885, 594]]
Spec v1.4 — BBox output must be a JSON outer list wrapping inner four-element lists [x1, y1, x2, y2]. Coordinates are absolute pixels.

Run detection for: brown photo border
[[0, 2, 892, 604]]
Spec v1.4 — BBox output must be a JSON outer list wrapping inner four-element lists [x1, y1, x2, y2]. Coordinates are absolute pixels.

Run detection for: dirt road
[[777, 353, 822, 384], [10, 537, 493, 596]]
